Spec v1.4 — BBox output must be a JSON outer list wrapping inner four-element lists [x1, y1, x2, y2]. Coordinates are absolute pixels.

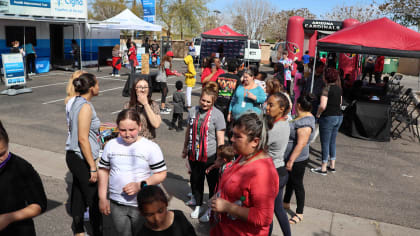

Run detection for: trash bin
[[383, 57, 399, 74]]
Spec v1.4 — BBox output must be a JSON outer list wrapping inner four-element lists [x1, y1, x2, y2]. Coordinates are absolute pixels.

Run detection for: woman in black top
[[0, 120, 47, 235], [137, 185, 197, 236], [312, 68, 343, 175]]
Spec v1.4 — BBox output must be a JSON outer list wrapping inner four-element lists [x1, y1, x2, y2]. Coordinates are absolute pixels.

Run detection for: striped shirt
[[99, 137, 166, 206]]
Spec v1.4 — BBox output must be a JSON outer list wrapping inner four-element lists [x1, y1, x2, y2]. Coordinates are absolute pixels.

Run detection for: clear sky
[[207, 0, 385, 18]]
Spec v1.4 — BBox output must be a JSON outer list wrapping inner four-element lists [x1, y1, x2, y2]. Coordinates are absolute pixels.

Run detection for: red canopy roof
[[317, 18, 420, 58], [201, 25, 248, 40]]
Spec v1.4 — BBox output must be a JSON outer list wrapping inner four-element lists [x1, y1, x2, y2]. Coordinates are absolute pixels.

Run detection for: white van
[[270, 41, 286, 66], [244, 39, 261, 68], [192, 37, 201, 57]]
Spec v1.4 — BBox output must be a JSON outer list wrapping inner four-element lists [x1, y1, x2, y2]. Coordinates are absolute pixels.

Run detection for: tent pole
[[79, 23, 83, 70], [310, 47, 317, 93]]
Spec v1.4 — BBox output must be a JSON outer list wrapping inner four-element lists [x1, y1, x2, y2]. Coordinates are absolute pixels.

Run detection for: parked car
[[244, 39, 261, 68], [270, 41, 286, 66]]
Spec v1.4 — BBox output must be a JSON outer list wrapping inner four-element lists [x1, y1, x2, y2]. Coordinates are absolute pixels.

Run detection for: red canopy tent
[[201, 25, 248, 40], [317, 17, 420, 58]]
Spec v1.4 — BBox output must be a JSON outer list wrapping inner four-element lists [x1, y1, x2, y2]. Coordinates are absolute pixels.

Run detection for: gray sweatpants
[[110, 201, 144, 236]]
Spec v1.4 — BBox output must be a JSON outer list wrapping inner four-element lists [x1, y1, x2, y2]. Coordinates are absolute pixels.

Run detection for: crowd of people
[[0, 47, 351, 236]]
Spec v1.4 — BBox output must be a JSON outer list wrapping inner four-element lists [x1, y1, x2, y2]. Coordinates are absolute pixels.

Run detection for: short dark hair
[[217, 144, 235, 162], [305, 50, 309, 54], [137, 185, 168, 212], [175, 80, 183, 90], [72, 73, 97, 94], [257, 72, 267, 81], [116, 109, 141, 126], [226, 58, 237, 73], [0, 120, 9, 146], [324, 68, 339, 83]]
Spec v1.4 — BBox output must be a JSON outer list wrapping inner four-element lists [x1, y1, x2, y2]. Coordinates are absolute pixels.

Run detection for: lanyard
[[274, 116, 288, 124], [243, 88, 249, 99]]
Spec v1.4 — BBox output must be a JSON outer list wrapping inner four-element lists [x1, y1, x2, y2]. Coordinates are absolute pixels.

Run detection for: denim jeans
[[112, 67, 119, 75], [319, 115, 343, 163], [110, 201, 143, 236], [269, 168, 291, 236]]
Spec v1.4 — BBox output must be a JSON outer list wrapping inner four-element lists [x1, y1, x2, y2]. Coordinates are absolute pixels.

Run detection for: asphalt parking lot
[[1, 61, 419, 231]]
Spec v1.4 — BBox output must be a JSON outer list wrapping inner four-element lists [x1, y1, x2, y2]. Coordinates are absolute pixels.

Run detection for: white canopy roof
[[90, 9, 161, 31]]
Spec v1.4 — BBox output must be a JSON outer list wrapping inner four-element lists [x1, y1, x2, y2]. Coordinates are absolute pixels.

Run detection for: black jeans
[[283, 159, 308, 214], [189, 159, 219, 206], [26, 54, 36, 73], [130, 60, 136, 83], [66, 151, 103, 235], [160, 82, 168, 104], [172, 113, 183, 128], [269, 167, 291, 236]]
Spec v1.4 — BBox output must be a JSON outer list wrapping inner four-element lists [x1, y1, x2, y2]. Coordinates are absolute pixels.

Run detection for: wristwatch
[[140, 181, 148, 188]]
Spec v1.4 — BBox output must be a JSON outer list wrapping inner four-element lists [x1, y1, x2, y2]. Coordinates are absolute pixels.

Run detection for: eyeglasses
[[135, 86, 149, 90]]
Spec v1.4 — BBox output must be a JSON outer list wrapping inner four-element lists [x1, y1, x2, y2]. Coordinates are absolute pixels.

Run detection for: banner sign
[[303, 20, 343, 31], [141, 0, 155, 24], [2, 0, 87, 18], [1, 53, 26, 87]]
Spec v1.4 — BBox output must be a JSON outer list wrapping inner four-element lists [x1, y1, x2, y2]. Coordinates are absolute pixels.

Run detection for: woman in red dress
[[210, 113, 279, 236]]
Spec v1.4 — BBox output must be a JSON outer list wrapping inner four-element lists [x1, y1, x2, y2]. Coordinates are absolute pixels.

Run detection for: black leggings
[[160, 82, 168, 104], [283, 159, 308, 214], [189, 159, 219, 206], [66, 151, 103, 235], [26, 54, 36, 73]]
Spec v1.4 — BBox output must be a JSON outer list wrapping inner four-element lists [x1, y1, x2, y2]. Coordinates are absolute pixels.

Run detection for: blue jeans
[[269, 167, 291, 236], [112, 67, 119, 75], [319, 115, 343, 163]]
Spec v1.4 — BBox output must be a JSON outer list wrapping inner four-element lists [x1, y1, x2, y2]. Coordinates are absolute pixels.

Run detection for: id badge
[[241, 101, 246, 107]]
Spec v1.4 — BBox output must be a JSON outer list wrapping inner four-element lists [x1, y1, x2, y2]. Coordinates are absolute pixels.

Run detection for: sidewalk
[[11, 142, 420, 236]]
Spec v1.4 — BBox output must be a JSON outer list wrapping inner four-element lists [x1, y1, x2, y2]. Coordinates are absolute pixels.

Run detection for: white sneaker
[[199, 208, 211, 223], [190, 206, 201, 219], [115, 74, 120, 77], [111, 74, 115, 77]]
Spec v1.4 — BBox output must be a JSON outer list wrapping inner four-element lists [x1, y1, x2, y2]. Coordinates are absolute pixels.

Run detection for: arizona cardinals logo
[[287, 42, 300, 55], [219, 28, 231, 35]]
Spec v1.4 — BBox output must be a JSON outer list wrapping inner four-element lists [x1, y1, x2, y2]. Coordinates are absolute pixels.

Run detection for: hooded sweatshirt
[[184, 55, 196, 87]]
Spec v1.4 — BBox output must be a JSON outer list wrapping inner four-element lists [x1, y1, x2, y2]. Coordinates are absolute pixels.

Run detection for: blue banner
[[10, 0, 51, 8], [141, 0, 155, 24], [1, 53, 26, 87]]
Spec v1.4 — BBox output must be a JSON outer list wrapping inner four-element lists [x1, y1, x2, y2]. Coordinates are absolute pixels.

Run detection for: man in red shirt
[[374, 56, 385, 84]]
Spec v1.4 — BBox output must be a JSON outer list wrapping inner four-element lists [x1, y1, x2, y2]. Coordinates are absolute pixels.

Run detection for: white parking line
[[30, 75, 123, 90], [110, 86, 202, 115], [42, 86, 124, 105]]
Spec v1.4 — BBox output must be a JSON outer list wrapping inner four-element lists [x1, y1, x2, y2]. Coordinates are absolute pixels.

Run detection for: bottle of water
[[228, 196, 246, 220]]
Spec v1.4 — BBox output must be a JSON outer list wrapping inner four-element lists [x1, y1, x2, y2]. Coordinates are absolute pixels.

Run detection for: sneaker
[[111, 74, 115, 77], [115, 74, 120, 77], [199, 208, 211, 223], [327, 166, 336, 173], [185, 198, 196, 206], [160, 108, 170, 115], [164, 107, 172, 112], [191, 206, 201, 219], [311, 167, 327, 176]]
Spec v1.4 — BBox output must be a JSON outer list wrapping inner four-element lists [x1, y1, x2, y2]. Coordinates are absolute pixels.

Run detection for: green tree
[[89, 0, 128, 20], [378, 0, 420, 26], [265, 8, 316, 41], [157, 0, 208, 39]]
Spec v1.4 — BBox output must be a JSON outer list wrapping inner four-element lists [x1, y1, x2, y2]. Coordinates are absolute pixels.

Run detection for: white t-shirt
[[99, 137, 167, 206]]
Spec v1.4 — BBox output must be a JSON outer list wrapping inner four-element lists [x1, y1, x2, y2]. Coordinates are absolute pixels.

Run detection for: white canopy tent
[[90, 9, 162, 31]]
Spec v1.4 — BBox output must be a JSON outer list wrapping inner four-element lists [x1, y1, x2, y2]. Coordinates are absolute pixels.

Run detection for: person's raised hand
[[137, 93, 148, 106], [211, 197, 230, 213]]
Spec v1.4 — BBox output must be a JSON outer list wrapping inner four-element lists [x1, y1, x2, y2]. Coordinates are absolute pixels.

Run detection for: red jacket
[[128, 46, 138, 67], [374, 56, 385, 73]]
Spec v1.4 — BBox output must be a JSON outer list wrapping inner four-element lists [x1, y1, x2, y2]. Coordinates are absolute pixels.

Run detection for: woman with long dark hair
[[65, 73, 103, 235], [125, 77, 161, 140]]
